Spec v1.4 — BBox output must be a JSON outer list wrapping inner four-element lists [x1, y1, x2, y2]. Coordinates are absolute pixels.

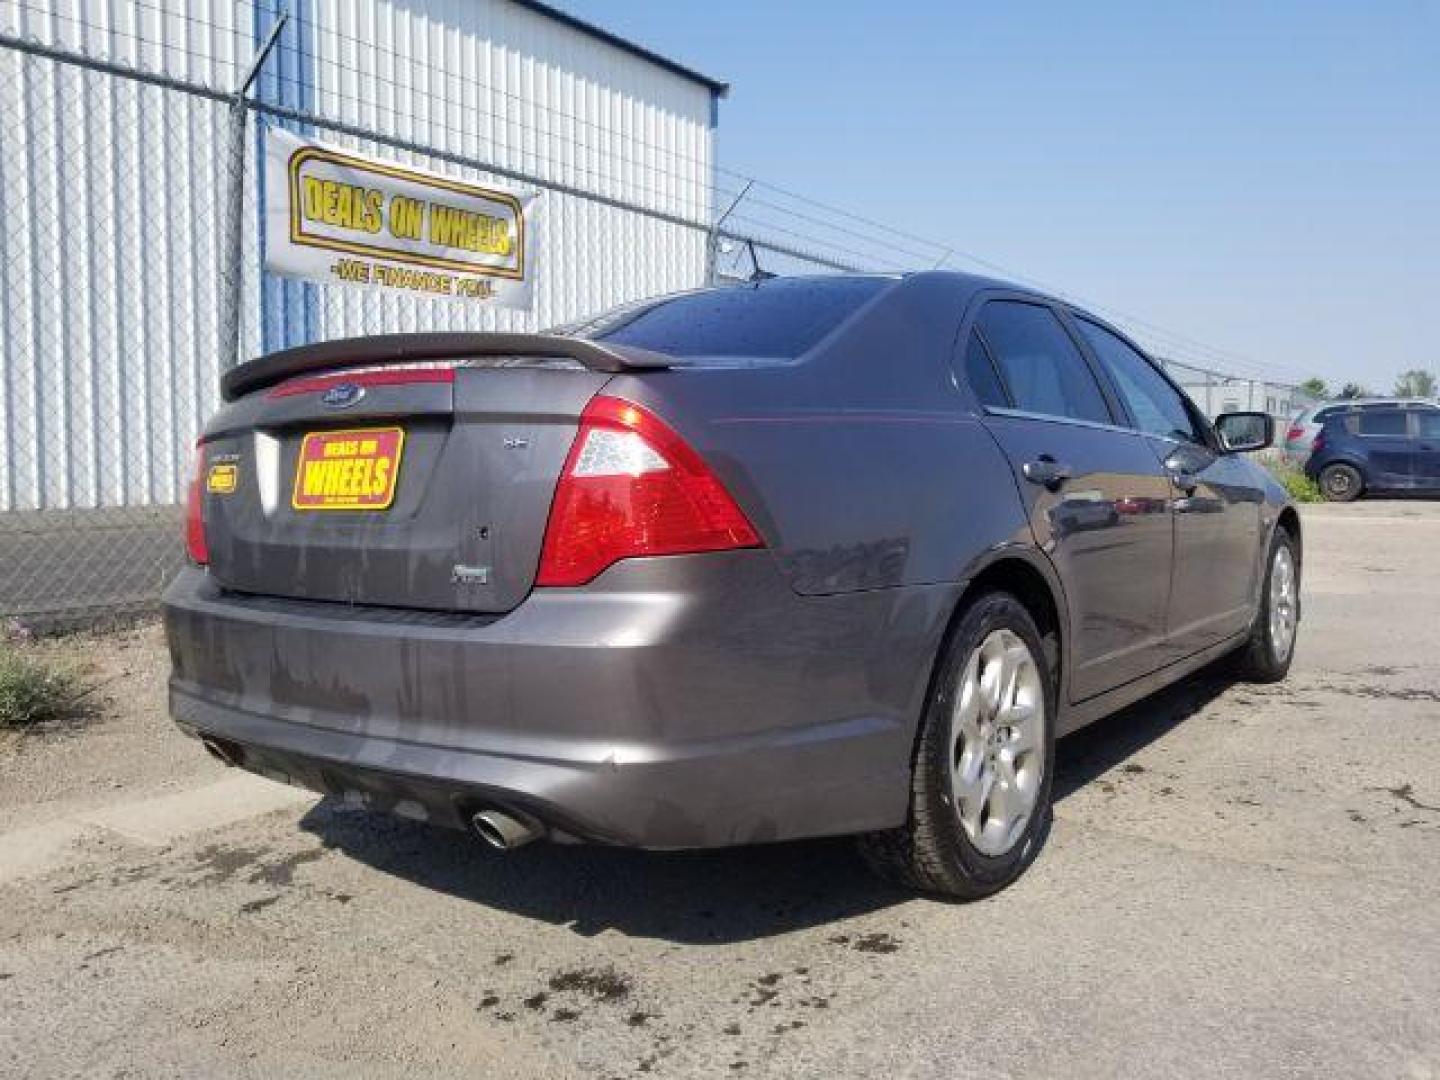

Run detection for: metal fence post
[[218, 13, 288, 371], [706, 180, 752, 285]]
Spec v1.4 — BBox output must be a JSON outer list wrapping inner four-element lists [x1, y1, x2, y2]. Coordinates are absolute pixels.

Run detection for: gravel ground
[[0, 621, 222, 832], [1, 502, 1438, 1079]]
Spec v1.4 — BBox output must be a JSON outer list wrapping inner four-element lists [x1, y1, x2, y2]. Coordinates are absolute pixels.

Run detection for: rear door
[[1351, 409, 1416, 488], [1412, 410, 1440, 489], [1070, 315, 1264, 659], [201, 362, 609, 613], [965, 299, 1174, 701]]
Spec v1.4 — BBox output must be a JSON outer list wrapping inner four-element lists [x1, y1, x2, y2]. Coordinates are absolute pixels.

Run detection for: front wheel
[[1318, 463, 1362, 502], [1233, 528, 1300, 682], [859, 592, 1055, 900]]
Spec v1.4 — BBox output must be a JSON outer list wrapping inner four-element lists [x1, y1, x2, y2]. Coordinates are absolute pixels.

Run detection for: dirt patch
[[192, 844, 268, 884], [852, 932, 900, 954], [547, 965, 633, 1003], [247, 847, 326, 887]]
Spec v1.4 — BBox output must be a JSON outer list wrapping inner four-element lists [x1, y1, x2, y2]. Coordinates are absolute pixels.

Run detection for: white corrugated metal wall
[[0, 0, 717, 511], [287, 0, 714, 347], [0, 0, 252, 511]]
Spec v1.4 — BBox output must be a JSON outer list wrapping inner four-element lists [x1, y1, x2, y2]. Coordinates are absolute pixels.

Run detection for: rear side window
[[962, 333, 1009, 408], [1418, 412, 1440, 439], [976, 301, 1111, 424], [1073, 318, 1202, 444], [555, 277, 892, 359], [1356, 411, 1408, 436]]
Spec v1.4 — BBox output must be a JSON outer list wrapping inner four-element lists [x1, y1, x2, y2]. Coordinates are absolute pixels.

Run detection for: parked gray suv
[[164, 273, 1300, 898]]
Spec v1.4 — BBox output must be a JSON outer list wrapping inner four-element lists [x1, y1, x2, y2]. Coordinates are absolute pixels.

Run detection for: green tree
[[1337, 383, 1372, 400], [1299, 376, 1330, 399], [1393, 369, 1436, 399]]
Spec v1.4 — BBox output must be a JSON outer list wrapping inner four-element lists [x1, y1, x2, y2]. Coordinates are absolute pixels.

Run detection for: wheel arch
[[1275, 505, 1302, 555], [1274, 504, 1304, 614], [932, 548, 1070, 712]]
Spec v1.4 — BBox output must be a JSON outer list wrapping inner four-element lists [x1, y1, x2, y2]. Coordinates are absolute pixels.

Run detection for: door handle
[[1022, 457, 1073, 490]]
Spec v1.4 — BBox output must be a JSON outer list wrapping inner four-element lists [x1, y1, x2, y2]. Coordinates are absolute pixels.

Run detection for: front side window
[[1417, 412, 1440, 439], [1073, 317, 1202, 444], [976, 302, 1111, 424], [1356, 411, 1408, 437]]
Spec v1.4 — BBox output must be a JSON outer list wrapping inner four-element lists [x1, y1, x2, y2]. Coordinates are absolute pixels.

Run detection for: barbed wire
[[1, 0, 1317, 394]]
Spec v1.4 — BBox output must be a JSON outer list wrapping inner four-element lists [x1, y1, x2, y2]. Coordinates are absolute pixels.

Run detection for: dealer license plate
[[291, 427, 405, 511]]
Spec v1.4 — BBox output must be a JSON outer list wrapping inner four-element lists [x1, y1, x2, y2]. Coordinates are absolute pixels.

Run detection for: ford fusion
[[164, 273, 1300, 898]]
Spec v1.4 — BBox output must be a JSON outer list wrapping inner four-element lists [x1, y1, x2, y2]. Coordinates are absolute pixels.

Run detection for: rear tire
[[859, 591, 1056, 900], [1233, 528, 1300, 683], [1318, 463, 1362, 502]]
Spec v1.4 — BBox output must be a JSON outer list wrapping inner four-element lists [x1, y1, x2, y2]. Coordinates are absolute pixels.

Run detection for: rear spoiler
[[220, 332, 676, 402]]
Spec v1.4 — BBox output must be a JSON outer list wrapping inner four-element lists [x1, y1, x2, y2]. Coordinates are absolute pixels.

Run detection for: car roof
[[1315, 398, 1436, 412], [1319, 401, 1439, 424]]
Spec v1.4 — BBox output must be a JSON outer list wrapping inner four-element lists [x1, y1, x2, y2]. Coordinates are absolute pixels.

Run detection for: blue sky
[[557, 0, 1438, 391]]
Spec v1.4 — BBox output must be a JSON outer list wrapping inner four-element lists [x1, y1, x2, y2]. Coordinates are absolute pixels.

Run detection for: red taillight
[[535, 396, 762, 587], [185, 440, 208, 565], [1311, 433, 1326, 454], [1285, 425, 1305, 442]]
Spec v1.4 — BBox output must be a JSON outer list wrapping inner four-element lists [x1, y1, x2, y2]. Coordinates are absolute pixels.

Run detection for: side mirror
[[1214, 411, 1274, 453]]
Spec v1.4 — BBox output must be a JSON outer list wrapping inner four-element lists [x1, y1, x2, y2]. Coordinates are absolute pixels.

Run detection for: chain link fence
[[0, 38, 234, 627], [0, 5, 1320, 628]]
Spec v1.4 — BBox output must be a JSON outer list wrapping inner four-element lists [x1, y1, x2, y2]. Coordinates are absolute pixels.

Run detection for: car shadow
[[300, 663, 1238, 944], [301, 800, 913, 944], [1052, 661, 1234, 802]]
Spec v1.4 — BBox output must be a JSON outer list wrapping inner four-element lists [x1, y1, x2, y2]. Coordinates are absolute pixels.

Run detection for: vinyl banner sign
[[264, 128, 538, 310]]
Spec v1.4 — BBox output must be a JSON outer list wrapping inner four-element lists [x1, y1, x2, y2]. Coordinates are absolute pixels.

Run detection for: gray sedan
[[164, 272, 1300, 898]]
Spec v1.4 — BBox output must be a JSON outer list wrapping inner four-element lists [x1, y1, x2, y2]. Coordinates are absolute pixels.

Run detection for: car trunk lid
[[199, 334, 673, 613]]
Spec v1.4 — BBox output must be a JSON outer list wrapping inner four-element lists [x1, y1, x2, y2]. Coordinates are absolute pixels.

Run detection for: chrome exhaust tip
[[470, 808, 543, 851]]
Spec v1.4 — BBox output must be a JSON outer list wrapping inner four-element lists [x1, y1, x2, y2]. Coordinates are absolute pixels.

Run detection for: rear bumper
[[163, 558, 958, 848]]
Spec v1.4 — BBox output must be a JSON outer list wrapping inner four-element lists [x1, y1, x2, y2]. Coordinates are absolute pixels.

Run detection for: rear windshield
[[553, 277, 893, 359]]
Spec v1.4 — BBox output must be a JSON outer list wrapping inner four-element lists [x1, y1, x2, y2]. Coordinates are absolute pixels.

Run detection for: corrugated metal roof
[[508, 0, 729, 97]]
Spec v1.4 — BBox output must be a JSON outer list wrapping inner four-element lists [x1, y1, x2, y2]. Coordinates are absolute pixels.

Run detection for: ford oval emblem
[[321, 382, 365, 409]]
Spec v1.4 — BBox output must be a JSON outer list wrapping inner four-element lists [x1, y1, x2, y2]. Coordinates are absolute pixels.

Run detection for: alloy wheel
[[1323, 469, 1354, 499], [949, 629, 1046, 856], [1269, 545, 1298, 661]]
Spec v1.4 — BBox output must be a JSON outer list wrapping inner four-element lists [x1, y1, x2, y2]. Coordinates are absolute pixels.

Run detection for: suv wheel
[[859, 591, 1055, 899], [1234, 528, 1300, 682], [1318, 463, 1362, 502]]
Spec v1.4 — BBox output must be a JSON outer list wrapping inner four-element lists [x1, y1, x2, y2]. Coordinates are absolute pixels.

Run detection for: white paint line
[[0, 820, 92, 884], [73, 773, 318, 847], [0, 773, 318, 883]]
